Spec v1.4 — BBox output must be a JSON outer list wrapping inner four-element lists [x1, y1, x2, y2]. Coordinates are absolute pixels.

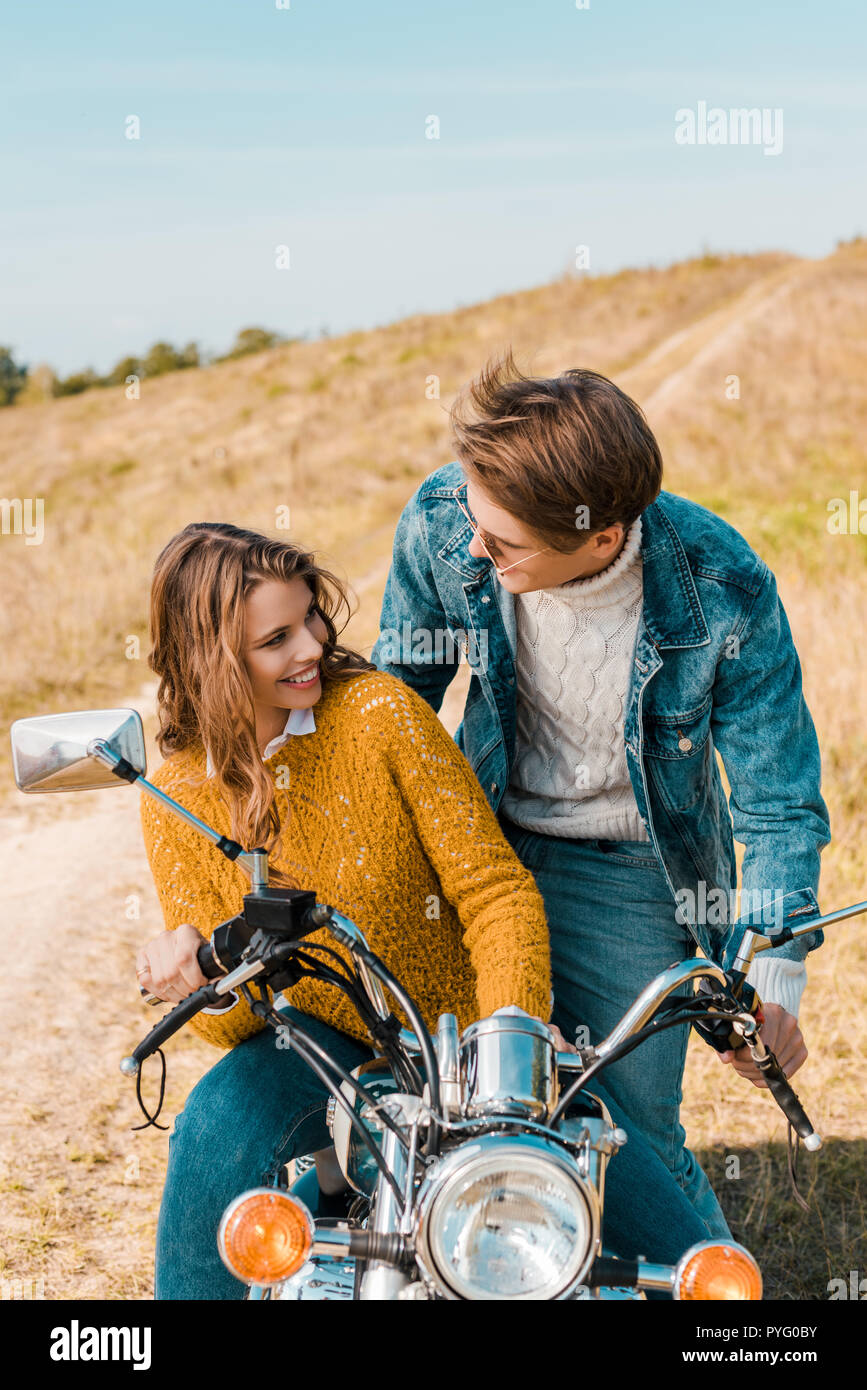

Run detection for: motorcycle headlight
[[417, 1137, 597, 1300]]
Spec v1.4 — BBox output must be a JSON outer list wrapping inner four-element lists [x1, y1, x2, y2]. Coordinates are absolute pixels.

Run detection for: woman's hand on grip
[[135, 924, 209, 1004]]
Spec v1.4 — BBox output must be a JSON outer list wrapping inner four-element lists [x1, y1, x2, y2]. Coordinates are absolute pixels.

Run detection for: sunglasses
[[455, 482, 552, 576]]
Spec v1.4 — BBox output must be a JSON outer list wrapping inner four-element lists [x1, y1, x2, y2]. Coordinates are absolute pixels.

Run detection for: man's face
[[464, 480, 627, 594]]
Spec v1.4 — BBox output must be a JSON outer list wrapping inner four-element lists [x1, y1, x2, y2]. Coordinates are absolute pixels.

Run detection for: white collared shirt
[[205, 704, 317, 779]]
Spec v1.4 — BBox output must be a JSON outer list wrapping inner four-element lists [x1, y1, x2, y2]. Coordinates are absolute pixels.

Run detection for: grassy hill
[[2, 244, 864, 757], [0, 242, 865, 1298]]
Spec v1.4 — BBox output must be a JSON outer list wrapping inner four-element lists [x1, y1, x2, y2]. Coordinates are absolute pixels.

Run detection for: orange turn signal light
[[218, 1188, 314, 1287], [675, 1241, 763, 1301]]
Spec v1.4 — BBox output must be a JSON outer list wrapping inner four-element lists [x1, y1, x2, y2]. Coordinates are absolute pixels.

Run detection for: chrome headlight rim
[[415, 1134, 599, 1301]]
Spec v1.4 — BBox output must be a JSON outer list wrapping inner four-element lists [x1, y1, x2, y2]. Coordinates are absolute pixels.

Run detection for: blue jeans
[[498, 815, 731, 1242]]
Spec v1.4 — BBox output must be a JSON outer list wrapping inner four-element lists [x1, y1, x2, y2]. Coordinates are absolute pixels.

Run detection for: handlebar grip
[[128, 982, 222, 1068], [197, 938, 225, 981], [759, 1050, 822, 1149]]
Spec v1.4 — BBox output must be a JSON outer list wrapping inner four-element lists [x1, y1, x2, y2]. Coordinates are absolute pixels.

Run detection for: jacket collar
[[638, 495, 710, 649], [434, 480, 710, 650]]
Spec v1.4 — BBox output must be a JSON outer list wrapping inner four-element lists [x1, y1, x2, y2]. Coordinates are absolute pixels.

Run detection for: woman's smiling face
[[243, 575, 328, 713]]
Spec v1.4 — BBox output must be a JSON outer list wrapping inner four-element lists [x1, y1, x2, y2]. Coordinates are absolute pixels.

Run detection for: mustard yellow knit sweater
[[139, 669, 552, 1049]]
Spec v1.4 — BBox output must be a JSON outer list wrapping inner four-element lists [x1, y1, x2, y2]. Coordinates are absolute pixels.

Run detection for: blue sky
[[1, 0, 864, 375]]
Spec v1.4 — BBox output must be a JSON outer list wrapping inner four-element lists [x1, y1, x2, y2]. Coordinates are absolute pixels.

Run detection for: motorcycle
[[12, 706, 865, 1301]]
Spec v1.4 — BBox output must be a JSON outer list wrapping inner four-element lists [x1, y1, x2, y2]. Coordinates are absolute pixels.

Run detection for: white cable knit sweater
[[501, 515, 650, 841], [498, 515, 807, 1018]]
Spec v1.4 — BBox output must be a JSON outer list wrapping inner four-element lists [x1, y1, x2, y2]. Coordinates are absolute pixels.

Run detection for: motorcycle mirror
[[10, 708, 147, 793]]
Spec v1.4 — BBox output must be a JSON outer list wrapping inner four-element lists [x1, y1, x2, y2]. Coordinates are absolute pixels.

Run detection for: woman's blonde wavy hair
[[146, 521, 375, 886]]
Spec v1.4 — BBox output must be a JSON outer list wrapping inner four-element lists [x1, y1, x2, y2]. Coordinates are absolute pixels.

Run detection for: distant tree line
[[0, 327, 292, 406]]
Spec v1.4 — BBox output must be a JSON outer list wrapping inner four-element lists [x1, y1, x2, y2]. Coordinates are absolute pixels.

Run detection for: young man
[[372, 350, 831, 1236]]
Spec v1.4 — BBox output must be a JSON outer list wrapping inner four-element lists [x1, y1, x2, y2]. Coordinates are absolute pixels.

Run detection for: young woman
[[136, 520, 554, 1299], [136, 521, 730, 1300]]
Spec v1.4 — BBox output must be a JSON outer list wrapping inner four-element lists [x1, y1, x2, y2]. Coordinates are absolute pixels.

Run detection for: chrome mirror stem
[[88, 738, 269, 887]]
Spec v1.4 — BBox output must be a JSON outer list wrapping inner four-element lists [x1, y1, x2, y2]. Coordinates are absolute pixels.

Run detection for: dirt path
[[0, 693, 214, 1299], [620, 258, 819, 413]]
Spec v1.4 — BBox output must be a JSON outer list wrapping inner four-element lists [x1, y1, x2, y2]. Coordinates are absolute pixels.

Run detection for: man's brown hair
[[449, 348, 663, 551]]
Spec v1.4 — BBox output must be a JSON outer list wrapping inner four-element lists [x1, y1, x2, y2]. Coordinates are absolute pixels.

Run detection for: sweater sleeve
[[138, 783, 270, 1050], [746, 955, 807, 1019], [375, 683, 553, 1021]]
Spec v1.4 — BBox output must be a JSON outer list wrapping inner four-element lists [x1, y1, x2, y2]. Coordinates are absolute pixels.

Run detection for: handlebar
[[123, 943, 270, 1075], [123, 898, 402, 1079], [138, 919, 237, 1005], [728, 1019, 822, 1149], [126, 902, 824, 1153]]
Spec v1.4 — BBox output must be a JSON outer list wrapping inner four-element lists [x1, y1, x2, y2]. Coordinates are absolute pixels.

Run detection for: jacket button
[[678, 736, 693, 752], [491, 782, 498, 795], [481, 595, 490, 604]]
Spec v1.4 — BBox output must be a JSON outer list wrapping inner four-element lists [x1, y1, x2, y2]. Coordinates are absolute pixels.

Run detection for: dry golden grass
[[0, 242, 865, 1300], [0, 246, 795, 762]]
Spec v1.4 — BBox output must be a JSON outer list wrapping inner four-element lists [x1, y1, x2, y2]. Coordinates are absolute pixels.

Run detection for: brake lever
[[734, 1018, 822, 1150], [122, 954, 268, 1075], [121, 980, 226, 1073]]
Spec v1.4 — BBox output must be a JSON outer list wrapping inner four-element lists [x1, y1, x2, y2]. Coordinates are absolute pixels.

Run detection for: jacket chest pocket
[[642, 696, 714, 812]]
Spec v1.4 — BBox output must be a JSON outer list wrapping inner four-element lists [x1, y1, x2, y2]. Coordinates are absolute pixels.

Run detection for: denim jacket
[[371, 461, 831, 971]]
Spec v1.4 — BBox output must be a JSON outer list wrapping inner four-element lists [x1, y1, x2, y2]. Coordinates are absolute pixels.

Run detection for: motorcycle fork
[[358, 1126, 411, 1299]]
